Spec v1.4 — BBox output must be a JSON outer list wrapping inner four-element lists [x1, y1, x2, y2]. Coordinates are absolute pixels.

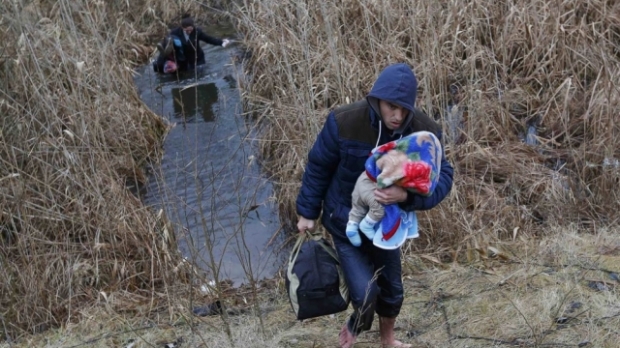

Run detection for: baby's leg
[[348, 174, 371, 246], [357, 176, 384, 240]]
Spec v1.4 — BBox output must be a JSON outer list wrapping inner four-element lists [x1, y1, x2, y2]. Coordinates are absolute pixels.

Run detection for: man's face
[[183, 26, 194, 35], [379, 100, 407, 130]]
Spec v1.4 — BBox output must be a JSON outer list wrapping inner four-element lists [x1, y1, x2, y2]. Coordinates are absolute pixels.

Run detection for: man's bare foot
[[339, 323, 357, 348], [379, 317, 412, 348], [381, 339, 412, 348]]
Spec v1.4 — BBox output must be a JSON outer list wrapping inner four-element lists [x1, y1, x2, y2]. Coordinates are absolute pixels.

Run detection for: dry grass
[[5, 226, 619, 347], [3, 0, 620, 346], [0, 0, 233, 340], [235, 0, 620, 248]]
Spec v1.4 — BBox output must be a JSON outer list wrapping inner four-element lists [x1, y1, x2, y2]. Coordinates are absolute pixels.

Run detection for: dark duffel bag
[[285, 232, 350, 320]]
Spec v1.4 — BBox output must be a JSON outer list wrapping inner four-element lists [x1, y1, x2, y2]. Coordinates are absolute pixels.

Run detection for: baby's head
[[374, 131, 442, 195], [375, 150, 408, 188]]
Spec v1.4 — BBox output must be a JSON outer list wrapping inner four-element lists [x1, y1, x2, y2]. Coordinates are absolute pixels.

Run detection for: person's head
[[181, 16, 194, 34], [378, 100, 407, 130], [164, 60, 177, 74], [366, 63, 418, 132]]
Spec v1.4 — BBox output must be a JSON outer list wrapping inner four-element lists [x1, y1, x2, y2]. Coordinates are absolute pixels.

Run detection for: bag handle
[[315, 238, 340, 262], [288, 230, 311, 266], [289, 230, 341, 265]]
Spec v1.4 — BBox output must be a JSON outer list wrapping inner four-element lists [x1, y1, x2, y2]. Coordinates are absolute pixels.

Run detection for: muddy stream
[[133, 23, 284, 287]]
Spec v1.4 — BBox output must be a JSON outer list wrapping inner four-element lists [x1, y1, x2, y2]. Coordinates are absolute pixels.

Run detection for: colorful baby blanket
[[364, 131, 442, 246]]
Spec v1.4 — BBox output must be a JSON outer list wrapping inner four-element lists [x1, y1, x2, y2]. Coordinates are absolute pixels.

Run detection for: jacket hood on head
[[366, 63, 418, 134]]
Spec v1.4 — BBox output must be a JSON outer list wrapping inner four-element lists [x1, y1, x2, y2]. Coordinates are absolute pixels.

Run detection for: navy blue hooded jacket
[[296, 63, 454, 234]]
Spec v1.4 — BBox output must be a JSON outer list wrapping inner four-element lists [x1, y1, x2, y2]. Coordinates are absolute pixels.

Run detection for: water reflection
[[172, 83, 219, 122]]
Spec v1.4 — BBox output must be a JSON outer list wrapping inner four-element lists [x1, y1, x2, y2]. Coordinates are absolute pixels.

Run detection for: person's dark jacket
[[153, 35, 185, 73], [169, 27, 223, 67], [296, 63, 454, 234]]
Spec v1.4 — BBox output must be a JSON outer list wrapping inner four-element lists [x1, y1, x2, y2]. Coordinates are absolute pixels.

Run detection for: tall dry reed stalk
[[0, 0, 227, 339], [235, 0, 620, 254]]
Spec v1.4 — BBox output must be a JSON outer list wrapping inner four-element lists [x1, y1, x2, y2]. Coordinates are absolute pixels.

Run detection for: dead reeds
[[235, 0, 620, 252], [0, 0, 224, 339], [2, 0, 620, 343]]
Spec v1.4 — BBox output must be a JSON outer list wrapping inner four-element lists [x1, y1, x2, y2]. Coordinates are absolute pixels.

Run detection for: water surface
[[133, 26, 283, 286]]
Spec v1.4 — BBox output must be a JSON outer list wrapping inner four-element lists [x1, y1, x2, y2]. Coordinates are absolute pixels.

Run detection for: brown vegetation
[[0, 0, 229, 339], [2, 0, 620, 346], [16, 228, 620, 347], [236, 0, 620, 254]]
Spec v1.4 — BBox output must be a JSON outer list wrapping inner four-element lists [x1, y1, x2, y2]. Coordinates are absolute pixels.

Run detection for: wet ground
[[133, 24, 284, 286]]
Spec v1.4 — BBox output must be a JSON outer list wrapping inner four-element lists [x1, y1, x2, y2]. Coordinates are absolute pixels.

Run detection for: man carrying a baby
[[295, 63, 454, 347]]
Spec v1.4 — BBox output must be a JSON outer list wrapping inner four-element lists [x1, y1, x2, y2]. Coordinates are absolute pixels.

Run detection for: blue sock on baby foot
[[359, 216, 378, 241], [346, 222, 362, 247]]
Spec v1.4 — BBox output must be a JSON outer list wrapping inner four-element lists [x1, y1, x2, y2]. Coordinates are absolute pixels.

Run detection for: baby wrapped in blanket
[[346, 131, 443, 249]]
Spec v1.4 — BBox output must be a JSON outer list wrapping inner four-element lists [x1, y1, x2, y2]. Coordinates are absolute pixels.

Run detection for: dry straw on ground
[[15, 227, 620, 348], [236, 0, 620, 250]]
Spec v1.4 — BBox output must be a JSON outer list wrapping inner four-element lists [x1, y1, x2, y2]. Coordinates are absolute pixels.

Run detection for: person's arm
[[296, 112, 341, 220], [196, 29, 224, 46], [398, 134, 454, 211]]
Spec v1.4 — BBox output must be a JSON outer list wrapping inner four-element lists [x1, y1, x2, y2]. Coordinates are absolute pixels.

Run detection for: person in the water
[[152, 35, 184, 74], [153, 14, 231, 73]]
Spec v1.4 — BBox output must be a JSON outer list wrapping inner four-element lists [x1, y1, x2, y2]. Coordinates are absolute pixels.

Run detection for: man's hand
[[297, 216, 315, 234], [374, 186, 407, 205], [222, 39, 231, 47]]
